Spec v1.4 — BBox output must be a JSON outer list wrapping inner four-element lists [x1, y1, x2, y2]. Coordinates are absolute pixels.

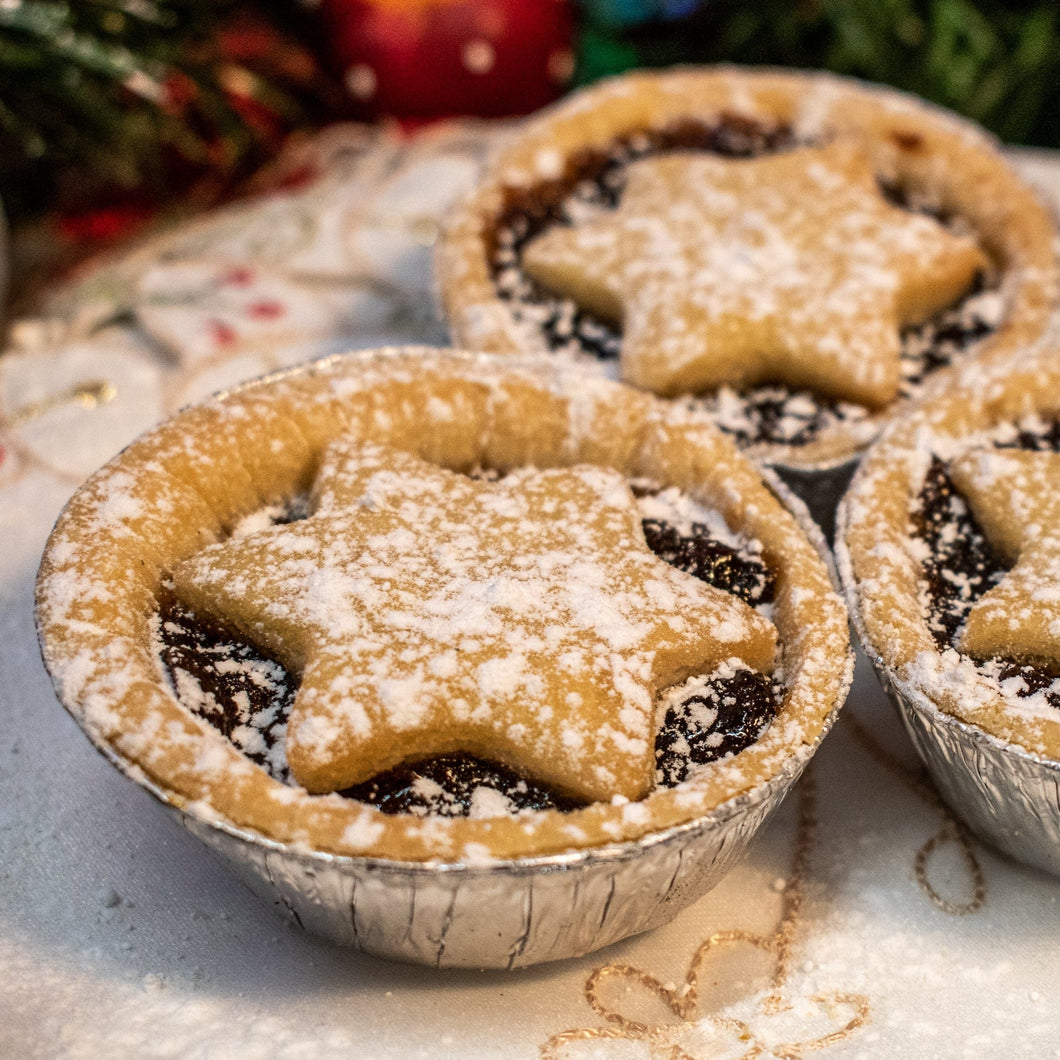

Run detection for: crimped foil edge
[[871, 661, 1060, 877], [87, 707, 832, 968]]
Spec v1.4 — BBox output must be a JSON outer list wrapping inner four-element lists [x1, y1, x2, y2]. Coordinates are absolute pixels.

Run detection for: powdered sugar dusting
[[521, 143, 984, 409], [172, 440, 777, 803], [841, 385, 1060, 760]]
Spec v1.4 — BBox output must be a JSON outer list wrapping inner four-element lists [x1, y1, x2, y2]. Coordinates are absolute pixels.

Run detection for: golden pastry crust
[[437, 66, 1058, 470], [37, 348, 851, 862], [949, 448, 1060, 666], [837, 339, 1060, 760]]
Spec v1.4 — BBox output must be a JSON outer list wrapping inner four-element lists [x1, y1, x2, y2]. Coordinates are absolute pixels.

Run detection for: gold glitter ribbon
[[844, 712, 985, 915], [4, 380, 117, 428], [540, 770, 871, 1059]]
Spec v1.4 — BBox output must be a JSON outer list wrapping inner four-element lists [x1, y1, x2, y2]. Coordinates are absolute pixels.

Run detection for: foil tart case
[[36, 349, 852, 968], [872, 663, 1060, 878], [772, 456, 858, 542], [93, 720, 824, 969]]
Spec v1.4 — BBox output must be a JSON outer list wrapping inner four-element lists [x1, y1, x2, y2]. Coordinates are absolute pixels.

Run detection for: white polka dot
[[345, 64, 377, 100], [462, 39, 495, 75]]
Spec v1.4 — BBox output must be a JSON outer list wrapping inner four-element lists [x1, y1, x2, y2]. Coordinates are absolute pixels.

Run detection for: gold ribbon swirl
[[540, 770, 871, 1059]]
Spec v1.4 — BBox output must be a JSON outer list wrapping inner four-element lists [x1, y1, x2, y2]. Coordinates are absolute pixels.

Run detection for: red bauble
[[317, 0, 575, 120]]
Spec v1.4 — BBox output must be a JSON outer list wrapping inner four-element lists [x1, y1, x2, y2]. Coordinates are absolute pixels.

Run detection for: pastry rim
[[837, 339, 1060, 761], [36, 347, 852, 863], [436, 64, 1058, 471]]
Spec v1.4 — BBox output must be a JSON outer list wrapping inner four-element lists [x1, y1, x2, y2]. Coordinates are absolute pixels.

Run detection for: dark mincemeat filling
[[491, 116, 998, 448], [913, 433, 1060, 709], [913, 457, 1005, 648], [159, 494, 779, 816]]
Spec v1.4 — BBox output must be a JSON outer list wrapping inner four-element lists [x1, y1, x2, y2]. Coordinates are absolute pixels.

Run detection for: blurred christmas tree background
[[0, 0, 340, 225], [1, 0, 1057, 239], [577, 0, 1060, 147]]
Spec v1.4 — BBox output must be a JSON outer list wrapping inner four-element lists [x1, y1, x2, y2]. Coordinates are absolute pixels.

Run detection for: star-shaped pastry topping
[[172, 442, 777, 803], [522, 143, 986, 408], [949, 448, 1060, 665]]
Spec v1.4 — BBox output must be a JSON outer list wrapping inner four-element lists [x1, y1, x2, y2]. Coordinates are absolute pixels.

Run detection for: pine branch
[[576, 0, 1060, 146], [0, 0, 307, 220]]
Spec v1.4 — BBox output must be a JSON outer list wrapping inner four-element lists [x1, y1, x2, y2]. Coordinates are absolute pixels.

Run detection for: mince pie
[[838, 341, 1060, 760], [438, 67, 1058, 471], [37, 348, 851, 863]]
